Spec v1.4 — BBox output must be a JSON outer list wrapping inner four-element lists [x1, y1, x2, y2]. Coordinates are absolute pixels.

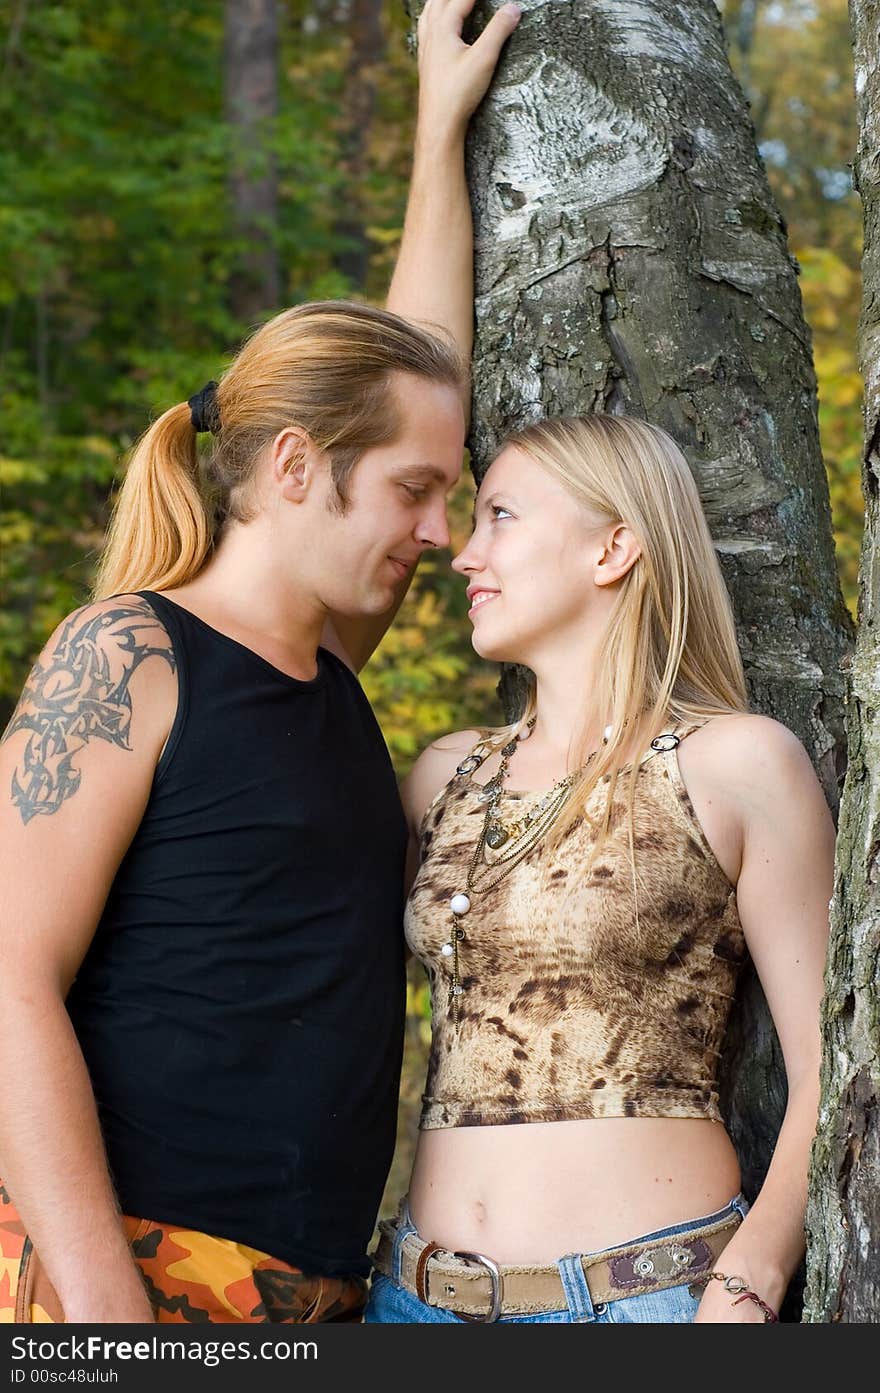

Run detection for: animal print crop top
[[405, 726, 747, 1129]]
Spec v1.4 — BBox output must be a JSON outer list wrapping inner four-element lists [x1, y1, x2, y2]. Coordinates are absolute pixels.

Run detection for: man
[[0, 0, 520, 1324]]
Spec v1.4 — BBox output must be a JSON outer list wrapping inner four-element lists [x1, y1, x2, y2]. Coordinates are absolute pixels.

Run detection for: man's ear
[[594, 522, 642, 587], [271, 426, 321, 503]]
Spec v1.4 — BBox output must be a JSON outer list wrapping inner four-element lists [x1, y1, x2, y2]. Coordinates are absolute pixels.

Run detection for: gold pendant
[[485, 823, 509, 849]]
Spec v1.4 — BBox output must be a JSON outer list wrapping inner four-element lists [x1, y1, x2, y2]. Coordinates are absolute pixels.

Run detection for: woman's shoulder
[[679, 712, 818, 801], [400, 727, 499, 836], [683, 711, 807, 759], [669, 713, 825, 887]]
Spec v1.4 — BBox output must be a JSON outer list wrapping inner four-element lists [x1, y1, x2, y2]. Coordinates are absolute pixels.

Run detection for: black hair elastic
[[188, 381, 221, 434]]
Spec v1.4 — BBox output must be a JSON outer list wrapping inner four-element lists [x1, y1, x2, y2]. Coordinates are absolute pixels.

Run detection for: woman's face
[[452, 446, 613, 666]]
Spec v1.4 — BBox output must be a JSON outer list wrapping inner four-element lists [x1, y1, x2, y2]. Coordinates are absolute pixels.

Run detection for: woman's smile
[[467, 586, 501, 618]]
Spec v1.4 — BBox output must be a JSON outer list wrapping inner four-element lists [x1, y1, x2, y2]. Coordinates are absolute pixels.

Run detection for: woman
[[364, 2, 834, 1325]]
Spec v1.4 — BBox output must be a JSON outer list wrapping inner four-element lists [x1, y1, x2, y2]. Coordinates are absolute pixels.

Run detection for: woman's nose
[[451, 539, 480, 574]]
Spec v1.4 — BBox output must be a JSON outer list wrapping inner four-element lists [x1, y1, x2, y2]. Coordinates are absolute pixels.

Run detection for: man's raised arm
[[387, 0, 521, 386]]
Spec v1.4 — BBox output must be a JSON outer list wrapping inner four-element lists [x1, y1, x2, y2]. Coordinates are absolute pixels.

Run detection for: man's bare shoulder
[[1, 594, 178, 824], [14, 594, 174, 673]]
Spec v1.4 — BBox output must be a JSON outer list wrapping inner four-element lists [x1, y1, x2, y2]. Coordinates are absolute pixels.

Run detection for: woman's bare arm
[[0, 597, 177, 1322], [683, 716, 835, 1322]]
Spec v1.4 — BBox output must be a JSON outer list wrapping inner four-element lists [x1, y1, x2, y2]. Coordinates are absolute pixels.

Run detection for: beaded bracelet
[[695, 1271, 779, 1323]]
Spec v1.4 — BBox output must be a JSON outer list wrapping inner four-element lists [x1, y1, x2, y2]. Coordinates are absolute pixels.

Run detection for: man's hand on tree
[[416, 0, 521, 144]]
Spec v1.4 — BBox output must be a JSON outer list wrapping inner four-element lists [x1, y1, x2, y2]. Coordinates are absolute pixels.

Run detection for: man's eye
[[401, 484, 427, 500]]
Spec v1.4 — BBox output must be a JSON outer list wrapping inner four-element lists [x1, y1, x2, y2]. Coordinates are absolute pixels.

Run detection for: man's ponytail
[[93, 402, 213, 599]]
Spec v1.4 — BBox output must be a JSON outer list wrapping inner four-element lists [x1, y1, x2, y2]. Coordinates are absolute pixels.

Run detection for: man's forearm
[[387, 127, 474, 375], [0, 989, 154, 1321]]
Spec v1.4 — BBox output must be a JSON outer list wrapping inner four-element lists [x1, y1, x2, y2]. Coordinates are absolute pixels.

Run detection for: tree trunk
[[804, 0, 880, 1324], [333, 0, 386, 290], [455, 0, 853, 1313], [225, 0, 281, 321]]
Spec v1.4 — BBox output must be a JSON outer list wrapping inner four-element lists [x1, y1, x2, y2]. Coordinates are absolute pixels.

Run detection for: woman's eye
[[491, 505, 513, 520]]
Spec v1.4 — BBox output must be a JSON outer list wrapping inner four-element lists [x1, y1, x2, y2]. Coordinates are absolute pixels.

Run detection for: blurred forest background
[[0, 0, 865, 1211]]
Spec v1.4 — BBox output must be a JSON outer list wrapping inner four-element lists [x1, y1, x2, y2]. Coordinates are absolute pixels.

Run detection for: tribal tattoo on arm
[[1, 601, 176, 825]]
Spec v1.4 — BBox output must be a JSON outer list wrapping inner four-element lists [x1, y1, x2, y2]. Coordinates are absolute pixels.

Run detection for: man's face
[[309, 374, 466, 616]]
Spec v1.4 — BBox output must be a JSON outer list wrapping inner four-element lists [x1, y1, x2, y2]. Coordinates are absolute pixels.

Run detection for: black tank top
[[65, 591, 407, 1276]]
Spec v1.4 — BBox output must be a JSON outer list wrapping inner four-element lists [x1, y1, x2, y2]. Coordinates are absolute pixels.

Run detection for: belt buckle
[[451, 1250, 503, 1323]]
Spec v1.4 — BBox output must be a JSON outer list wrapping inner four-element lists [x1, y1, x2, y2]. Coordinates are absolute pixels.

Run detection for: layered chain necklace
[[441, 719, 604, 1013]]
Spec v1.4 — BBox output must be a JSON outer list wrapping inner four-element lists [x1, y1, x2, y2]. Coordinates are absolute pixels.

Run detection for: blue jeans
[[365, 1195, 749, 1324]]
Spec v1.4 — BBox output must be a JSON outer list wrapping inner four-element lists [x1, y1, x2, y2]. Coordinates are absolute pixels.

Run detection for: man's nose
[[416, 501, 451, 551]]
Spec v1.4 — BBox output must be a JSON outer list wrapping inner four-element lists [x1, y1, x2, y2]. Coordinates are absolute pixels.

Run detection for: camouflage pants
[[0, 1185, 366, 1323]]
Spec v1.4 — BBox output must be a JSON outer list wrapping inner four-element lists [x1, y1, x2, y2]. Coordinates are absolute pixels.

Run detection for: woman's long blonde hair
[[487, 414, 748, 848], [94, 301, 463, 599]]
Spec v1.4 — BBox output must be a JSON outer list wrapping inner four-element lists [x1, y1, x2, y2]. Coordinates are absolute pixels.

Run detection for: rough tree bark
[[225, 0, 281, 320], [451, 0, 853, 1312], [333, 0, 387, 289], [804, 0, 880, 1324]]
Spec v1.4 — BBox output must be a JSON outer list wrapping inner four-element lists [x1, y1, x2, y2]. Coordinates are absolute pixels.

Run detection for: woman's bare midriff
[[407, 1116, 741, 1264]]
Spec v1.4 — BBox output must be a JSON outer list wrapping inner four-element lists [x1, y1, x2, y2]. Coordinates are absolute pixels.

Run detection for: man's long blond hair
[[486, 414, 748, 850], [94, 301, 463, 600]]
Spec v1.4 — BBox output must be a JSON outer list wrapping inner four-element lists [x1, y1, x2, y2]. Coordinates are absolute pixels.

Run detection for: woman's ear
[[594, 522, 642, 587]]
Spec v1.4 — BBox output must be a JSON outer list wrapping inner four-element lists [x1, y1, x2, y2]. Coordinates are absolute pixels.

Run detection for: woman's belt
[[371, 1209, 742, 1320]]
